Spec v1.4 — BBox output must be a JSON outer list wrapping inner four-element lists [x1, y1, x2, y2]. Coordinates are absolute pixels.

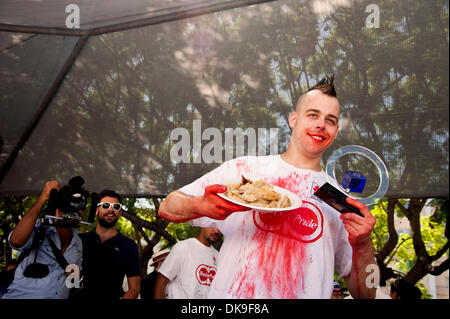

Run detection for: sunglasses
[[97, 202, 123, 211]]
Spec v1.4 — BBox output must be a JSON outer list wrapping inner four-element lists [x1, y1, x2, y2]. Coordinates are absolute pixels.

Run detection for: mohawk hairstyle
[[294, 74, 337, 111], [307, 74, 337, 97]]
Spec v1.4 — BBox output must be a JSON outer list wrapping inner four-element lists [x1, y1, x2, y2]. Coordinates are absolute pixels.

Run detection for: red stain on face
[[289, 90, 340, 159]]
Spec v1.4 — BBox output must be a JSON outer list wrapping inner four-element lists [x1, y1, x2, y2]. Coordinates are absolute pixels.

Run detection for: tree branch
[[430, 241, 450, 262], [428, 258, 449, 276], [394, 199, 409, 218], [408, 198, 429, 259], [137, 225, 152, 247], [386, 236, 412, 265], [376, 198, 399, 261], [121, 210, 175, 244]]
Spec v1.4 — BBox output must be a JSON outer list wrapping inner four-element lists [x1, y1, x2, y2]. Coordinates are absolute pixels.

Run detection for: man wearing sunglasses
[[76, 190, 141, 299]]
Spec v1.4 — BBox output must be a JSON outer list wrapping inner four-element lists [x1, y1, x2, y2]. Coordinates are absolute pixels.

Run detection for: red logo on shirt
[[195, 264, 217, 286], [253, 200, 323, 243]]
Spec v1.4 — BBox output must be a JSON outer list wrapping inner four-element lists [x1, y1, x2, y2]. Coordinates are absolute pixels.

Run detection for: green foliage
[[387, 215, 448, 275], [333, 271, 347, 289], [370, 198, 449, 299], [429, 198, 449, 224], [116, 215, 136, 239], [164, 222, 200, 248], [416, 282, 433, 300], [0, 196, 36, 270], [370, 200, 389, 252], [104, 197, 200, 249], [104, 197, 161, 244]]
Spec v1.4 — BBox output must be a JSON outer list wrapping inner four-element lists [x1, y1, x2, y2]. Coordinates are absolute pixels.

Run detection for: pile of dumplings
[[225, 175, 291, 208]]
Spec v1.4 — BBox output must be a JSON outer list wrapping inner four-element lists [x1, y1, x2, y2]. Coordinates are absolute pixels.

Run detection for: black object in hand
[[314, 182, 363, 217]]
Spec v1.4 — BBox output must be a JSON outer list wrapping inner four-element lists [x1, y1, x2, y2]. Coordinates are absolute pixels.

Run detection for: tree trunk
[[377, 197, 449, 288]]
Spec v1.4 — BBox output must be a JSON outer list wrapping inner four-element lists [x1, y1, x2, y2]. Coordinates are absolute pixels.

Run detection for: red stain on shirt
[[267, 171, 311, 198], [235, 159, 250, 176], [229, 172, 317, 298], [230, 217, 307, 298]]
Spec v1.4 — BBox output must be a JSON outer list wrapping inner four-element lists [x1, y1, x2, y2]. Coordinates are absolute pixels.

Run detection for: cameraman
[[1, 180, 84, 299]]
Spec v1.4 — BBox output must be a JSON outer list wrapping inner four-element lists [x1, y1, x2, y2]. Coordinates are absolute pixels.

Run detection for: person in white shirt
[[154, 227, 221, 299], [158, 75, 378, 299]]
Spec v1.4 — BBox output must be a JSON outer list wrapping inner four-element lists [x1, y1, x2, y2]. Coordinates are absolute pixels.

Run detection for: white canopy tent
[[0, 0, 448, 198]]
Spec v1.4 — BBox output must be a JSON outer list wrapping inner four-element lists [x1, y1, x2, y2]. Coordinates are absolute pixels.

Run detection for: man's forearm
[[121, 288, 139, 299], [9, 197, 46, 247], [345, 242, 378, 299], [159, 191, 201, 223], [153, 274, 169, 299], [159, 185, 245, 222], [121, 276, 140, 299]]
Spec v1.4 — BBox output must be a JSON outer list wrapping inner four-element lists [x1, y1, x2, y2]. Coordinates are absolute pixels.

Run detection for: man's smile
[[308, 133, 327, 142]]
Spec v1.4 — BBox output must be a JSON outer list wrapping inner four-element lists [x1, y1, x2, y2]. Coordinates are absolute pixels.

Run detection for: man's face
[[202, 228, 222, 244], [289, 90, 340, 159], [96, 196, 122, 228]]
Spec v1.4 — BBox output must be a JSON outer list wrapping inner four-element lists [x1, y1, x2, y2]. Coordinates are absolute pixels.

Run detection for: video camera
[[42, 176, 92, 228]]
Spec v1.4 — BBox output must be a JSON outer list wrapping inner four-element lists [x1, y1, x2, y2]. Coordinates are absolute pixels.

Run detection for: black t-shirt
[[140, 270, 158, 299], [77, 230, 141, 299]]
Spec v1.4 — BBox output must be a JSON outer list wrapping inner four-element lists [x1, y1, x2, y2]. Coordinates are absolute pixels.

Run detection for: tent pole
[[0, 0, 276, 36]]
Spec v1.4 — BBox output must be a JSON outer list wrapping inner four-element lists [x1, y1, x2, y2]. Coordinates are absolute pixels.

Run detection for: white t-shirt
[[179, 155, 353, 299], [158, 237, 219, 299]]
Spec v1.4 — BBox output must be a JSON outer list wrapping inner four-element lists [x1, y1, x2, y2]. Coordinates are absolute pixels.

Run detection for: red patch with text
[[195, 264, 217, 286], [253, 201, 323, 243]]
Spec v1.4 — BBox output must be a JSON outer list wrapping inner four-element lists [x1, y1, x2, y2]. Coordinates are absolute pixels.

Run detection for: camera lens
[[69, 193, 86, 210]]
